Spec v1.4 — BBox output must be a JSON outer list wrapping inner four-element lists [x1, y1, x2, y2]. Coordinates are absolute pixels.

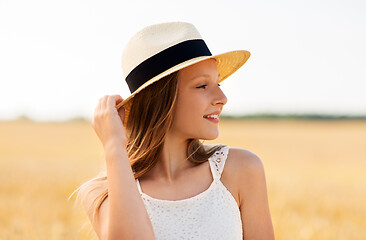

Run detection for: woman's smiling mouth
[[203, 110, 221, 123]]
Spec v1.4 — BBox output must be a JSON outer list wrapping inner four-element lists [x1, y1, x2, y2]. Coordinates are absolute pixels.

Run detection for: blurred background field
[[0, 118, 365, 240], [2, 1, 366, 239]]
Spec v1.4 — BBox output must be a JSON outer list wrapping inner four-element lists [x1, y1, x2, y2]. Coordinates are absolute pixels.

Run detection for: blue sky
[[0, 0, 365, 121]]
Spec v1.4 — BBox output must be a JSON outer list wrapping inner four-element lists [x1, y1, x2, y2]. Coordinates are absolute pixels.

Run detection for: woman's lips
[[204, 117, 219, 123]]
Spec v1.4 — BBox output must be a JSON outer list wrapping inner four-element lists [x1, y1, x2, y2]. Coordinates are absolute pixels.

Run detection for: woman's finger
[[107, 94, 123, 108], [115, 95, 124, 106]]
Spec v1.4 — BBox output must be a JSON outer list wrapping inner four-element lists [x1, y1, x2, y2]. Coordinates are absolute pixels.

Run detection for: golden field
[[0, 118, 365, 240]]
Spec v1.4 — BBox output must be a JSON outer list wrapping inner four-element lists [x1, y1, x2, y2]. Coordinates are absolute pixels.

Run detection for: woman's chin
[[200, 131, 219, 140], [202, 136, 218, 141]]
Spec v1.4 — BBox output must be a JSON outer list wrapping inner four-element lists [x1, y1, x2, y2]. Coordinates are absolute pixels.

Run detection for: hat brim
[[116, 50, 250, 126]]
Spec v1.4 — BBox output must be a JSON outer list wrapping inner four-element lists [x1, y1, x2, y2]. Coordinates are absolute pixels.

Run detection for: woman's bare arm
[[85, 95, 155, 240], [231, 148, 275, 240], [103, 142, 155, 240]]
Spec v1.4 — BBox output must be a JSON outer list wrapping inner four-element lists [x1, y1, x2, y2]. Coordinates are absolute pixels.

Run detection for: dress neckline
[[135, 147, 226, 203], [136, 177, 218, 203]]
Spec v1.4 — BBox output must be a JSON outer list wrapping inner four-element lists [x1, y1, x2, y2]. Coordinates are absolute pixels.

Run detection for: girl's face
[[171, 58, 227, 140]]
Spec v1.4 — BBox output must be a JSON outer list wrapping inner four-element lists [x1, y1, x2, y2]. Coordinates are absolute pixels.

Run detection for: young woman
[[72, 22, 275, 240]]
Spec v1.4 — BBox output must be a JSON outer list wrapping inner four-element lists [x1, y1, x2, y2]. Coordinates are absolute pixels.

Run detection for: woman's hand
[[91, 95, 127, 149]]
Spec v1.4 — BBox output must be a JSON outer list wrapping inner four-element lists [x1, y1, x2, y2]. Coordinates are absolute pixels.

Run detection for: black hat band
[[125, 39, 212, 93]]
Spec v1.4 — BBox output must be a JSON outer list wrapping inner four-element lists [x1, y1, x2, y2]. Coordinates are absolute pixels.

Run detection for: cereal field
[[0, 119, 365, 239]]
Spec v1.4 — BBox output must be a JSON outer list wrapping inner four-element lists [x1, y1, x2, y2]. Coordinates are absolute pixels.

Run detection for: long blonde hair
[[69, 70, 225, 226]]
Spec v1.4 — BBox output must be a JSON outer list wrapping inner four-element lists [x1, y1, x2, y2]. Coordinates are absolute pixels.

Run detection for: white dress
[[135, 145, 243, 239]]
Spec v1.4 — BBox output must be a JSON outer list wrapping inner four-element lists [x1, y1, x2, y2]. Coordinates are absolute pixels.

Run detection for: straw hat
[[116, 21, 251, 126]]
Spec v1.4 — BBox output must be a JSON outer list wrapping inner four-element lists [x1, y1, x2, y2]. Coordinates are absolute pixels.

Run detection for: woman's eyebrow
[[191, 73, 220, 81]]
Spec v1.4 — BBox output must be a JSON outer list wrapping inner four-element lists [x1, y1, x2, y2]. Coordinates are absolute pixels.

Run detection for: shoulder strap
[[208, 145, 230, 180], [136, 178, 143, 194]]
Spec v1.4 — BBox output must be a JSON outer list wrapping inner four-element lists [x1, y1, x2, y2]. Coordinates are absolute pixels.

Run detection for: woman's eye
[[197, 85, 207, 89], [197, 84, 221, 89]]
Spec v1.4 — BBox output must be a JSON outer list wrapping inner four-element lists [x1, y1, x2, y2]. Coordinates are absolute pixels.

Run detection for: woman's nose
[[213, 87, 228, 106]]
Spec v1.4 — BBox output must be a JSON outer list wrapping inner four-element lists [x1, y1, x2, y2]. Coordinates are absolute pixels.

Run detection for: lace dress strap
[[136, 178, 143, 194], [208, 145, 230, 181]]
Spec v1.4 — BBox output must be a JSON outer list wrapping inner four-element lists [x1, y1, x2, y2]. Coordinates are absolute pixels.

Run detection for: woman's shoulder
[[212, 146, 263, 207], [224, 147, 265, 186], [226, 147, 264, 171]]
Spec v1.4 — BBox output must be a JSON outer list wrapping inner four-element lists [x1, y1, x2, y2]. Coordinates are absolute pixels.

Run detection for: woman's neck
[[147, 132, 193, 183]]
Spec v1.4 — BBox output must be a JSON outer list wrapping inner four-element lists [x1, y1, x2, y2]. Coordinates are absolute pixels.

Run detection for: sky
[[0, 0, 365, 121]]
